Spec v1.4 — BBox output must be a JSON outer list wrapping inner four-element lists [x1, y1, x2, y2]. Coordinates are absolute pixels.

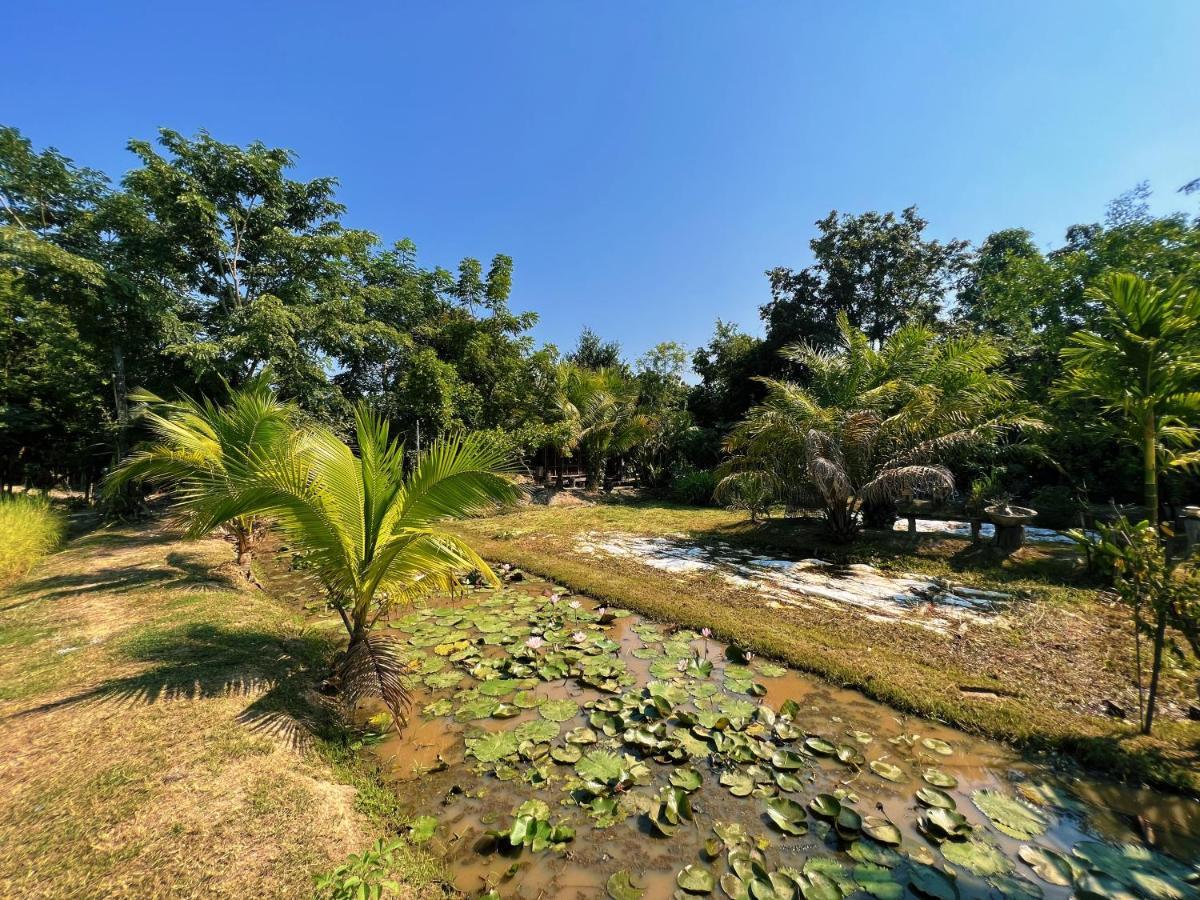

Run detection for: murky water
[[360, 577, 1199, 900]]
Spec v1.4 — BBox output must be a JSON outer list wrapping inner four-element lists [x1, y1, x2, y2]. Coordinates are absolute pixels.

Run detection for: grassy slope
[[454, 501, 1200, 795], [0, 518, 445, 898]]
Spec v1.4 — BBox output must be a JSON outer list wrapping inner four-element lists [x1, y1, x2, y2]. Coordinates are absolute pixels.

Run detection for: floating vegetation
[[380, 585, 1199, 899]]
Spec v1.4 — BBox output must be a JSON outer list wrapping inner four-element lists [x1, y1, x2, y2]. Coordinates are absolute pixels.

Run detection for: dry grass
[[0, 519, 446, 898], [454, 500, 1200, 794]]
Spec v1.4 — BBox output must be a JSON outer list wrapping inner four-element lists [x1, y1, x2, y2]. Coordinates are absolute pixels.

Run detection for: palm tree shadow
[[10, 622, 341, 749]]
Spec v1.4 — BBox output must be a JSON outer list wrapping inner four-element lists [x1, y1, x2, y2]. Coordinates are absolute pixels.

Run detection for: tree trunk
[[1143, 605, 1169, 735], [1143, 410, 1158, 527], [112, 343, 130, 459]]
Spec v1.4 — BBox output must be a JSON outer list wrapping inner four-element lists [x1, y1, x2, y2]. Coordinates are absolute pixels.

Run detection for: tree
[[103, 374, 295, 567], [192, 407, 518, 725], [556, 365, 650, 489], [763, 207, 969, 353], [1054, 272, 1200, 526], [689, 320, 767, 433], [723, 314, 1033, 540], [568, 327, 625, 373]]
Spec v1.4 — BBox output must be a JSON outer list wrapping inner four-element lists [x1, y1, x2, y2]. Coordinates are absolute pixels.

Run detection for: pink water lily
[[596, 606, 607, 616], [548, 593, 561, 604], [572, 631, 587, 643], [525, 636, 544, 649], [701, 628, 712, 639]]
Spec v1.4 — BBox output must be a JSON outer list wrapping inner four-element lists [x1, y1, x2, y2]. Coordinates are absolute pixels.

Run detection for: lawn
[[452, 499, 1200, 794], [0, 515, 445, 898]]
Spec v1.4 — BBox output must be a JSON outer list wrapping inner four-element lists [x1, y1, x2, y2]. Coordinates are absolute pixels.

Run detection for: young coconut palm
[[103, 374, 294, 568], [555, 364, 652, 489], [192, 406, 520, 726]]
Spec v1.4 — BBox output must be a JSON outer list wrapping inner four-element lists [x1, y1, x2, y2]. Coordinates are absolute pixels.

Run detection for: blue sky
[[6, 2, 1199, 366]]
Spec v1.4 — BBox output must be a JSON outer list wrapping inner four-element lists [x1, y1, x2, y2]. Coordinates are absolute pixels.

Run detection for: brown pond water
[[263, 547, 1199, 899]]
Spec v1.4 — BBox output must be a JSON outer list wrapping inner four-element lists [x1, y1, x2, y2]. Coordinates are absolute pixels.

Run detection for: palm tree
[[556, 364, 651, 489], [192, 406, 519, 725], [103, 374, 294, 568], [722, 314, 1036, 540], [1055, 272, 1200, 527]]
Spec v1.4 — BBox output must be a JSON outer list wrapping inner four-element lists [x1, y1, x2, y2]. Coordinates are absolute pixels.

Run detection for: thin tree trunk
[[1143, 409, 1158, 527], [1143, 606, 1168, 735], [112, 343, 130, 459]]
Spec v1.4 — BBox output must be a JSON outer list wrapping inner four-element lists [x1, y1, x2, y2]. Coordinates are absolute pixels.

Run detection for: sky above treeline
[[6, 1, 1199, 365]]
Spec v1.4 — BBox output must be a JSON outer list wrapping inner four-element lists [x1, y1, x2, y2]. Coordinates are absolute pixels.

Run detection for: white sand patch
[[891, 518, 1089, 545], [575, 531, 1014, 634]]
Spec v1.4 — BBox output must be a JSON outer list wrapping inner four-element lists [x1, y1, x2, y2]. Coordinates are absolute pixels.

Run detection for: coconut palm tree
[[190, 406, 519, 725], [1055, 272, 1200, 527], [556, 364, 651, 489], [722, 314, 1036, 540], [103, 374, 294, 568]]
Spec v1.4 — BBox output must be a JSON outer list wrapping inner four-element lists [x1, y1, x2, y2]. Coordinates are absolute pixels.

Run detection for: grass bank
[[0, 493, 66, 587], [454, 500, 1200, 795], [0, 517, 446, 898]]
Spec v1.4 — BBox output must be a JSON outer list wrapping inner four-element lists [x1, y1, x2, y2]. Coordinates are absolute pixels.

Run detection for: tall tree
[[763, 207, 969, 353]]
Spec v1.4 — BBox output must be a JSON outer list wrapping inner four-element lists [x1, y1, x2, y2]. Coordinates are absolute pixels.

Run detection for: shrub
[[669, 470, 718, 506], [0, 493, 66, 585], [714, 471, 774, 522]]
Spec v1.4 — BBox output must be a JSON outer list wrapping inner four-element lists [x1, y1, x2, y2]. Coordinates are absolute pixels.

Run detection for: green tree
[[763, 207, 969, 352], [1054, 272, 1200, 526], [723, 314, 1033, 540], [103, 374, 295, 566], [556, 365, 650, 489], [193, 407, 518, 724]]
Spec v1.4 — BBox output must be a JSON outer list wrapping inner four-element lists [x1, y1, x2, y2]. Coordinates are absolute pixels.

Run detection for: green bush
[[669, 470, 718, 506], [0, 494, 66, 585]]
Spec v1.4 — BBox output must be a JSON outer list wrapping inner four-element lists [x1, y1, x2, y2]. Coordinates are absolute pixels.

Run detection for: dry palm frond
[[337, 633, 413, 727]]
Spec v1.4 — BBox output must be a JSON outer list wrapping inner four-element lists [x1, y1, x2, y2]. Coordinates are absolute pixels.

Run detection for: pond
[[363, 575, 1200, 900]]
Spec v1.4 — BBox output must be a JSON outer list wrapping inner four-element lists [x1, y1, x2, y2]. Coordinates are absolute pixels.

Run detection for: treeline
[[2, 126, 1198, 512]]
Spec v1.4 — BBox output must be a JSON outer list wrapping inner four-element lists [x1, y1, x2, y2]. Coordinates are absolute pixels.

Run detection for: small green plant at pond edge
[[313, 838, 406, 899], [0, 493, 65, 585], [1072, 516, 1200, 734]]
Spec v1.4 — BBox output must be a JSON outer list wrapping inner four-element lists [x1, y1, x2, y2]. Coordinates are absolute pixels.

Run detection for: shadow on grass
[[9, 621, 342, 748]]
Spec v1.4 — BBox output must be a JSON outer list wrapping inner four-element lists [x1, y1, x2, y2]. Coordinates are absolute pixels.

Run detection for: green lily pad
[[774, 771, 805, 793], [764, 797, 808, 836], [1074, 873, 1139, 900], [607, 869, 646, 900], [721, 769, 755, 797], [1017, 845, 1073, 886], [987, 874, 1044, 900], [853, 864, 903, 900], [514, 718, 560, 744], [920, 807, 972, 841], [455, 695, 500, 721], [550, 744, 582, 764], [907, 863, 959, 900], [808, 793, 840, 818], [540, 699, 580, 722], [922, 737, 953, 756], [513, 689, 543, 708], [862, 815, 901, 846], [971, 790, 1049, 839], [670, 766, 703, 792], [565, 725, 598, 744], [793, 870, 843, 900], [805, 736, 837, 756], [916, 786, 956, 809], [677, 864, 716, 894], [922, 768, 958, 788], [575, 749, 624, 785], [771, 749, 806, 770], [942, 837, 1011, 876], [465, 731, 519, 763], [869, 760, 905, 782]]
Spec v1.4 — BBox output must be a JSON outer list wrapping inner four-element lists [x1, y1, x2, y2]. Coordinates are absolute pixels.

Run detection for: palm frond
[[337, 634, 413, 727]]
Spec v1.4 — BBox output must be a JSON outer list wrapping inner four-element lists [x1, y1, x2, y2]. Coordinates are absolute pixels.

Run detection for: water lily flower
[[701, 628, 712, 639], [596, 606, 607, 616], [549, 593, 561, 604], [525, 636, 544, 649], [572, 631, 587, 643], [569, 600, 581, 610], [677, 659, 690, 672]]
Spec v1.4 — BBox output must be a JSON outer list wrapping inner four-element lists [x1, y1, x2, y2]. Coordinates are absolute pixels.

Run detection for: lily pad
[[677, 864, 716, 894], [540, 698, 580, 722], [922, 768, 958, 788], [916, 786, 956, 809], [921, 737, 953, 756], [942, 837, 1011, 876], [465, 731, 519, 763], [764, 797, 808, 836], [808, 793, 840, 818], [805, 736, 837, 756], [565, 725, 598, 744], [607, 869, 646, 900], [869, 760, 905, 783], [720, 769, 755, 797], [670, 766, 704, 792], [514, 718, 560, 744], [770, 749, 806, 770], [409, 815, 438, 843], [861, 815, 902, 846], [920, 807, 972, 841], [972, 790, 1049, 839], [1017, 845, 1073, 886], [907, 864, 959, 900], [550, 744, 582, 764]]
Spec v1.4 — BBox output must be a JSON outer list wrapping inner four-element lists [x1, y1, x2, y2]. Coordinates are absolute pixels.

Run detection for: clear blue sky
[[6, 2, 1199, 366]]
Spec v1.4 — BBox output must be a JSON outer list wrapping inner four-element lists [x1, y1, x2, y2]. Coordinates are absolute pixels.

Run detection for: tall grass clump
[[0, 494, 66, 585]]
